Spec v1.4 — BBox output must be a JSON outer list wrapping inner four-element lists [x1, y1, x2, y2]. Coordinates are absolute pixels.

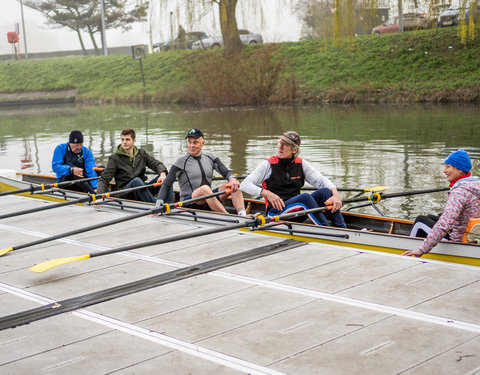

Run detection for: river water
[[0, 103, 479, 219]]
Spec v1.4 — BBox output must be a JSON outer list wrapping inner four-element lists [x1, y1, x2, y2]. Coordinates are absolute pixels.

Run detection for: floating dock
[[0, 194, 479, 374]]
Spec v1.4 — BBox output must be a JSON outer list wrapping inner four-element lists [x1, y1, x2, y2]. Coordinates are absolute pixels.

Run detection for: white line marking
[[0, 283, 286, 375], [2, 223, 480, 335]]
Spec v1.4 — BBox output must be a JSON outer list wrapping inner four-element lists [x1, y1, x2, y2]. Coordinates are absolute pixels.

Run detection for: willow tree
[[154, 0, 289, 54], [295, 0, 381, 42]]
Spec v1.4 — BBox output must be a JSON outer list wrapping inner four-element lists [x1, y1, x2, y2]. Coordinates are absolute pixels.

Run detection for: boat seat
[[462, 218, 480, 244]]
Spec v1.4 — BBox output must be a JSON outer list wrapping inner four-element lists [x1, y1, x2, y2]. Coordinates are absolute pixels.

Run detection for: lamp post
[[100, 0, 108, 55], [19, 0, 28, 59]]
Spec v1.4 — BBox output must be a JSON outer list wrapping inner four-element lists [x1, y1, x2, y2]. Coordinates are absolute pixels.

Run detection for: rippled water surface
[[0, 103, 479, 218]]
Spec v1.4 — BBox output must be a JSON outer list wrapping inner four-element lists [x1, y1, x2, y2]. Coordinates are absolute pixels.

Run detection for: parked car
[[191, 29, 263, 49], [371, 13, 428, 34], [153, 32, 208, 52], [437, 2, 462, 26], [438, 1, 480, 27], [427, 3, 451, 26]]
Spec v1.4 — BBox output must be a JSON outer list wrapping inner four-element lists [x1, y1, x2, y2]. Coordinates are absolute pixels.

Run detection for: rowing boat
[[1, 170, 479, 267]]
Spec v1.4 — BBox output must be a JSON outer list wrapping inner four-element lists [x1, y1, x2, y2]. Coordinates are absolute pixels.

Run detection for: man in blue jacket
[[52, 130, 98, 193]]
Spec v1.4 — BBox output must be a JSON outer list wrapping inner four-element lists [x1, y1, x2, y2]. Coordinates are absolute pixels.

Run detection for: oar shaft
[[270, 187, 450, 223], [381, 187, 449, 198], [6, 190, 228, 253], [0, 176, 100, 197], [91, 221, 249, 258], [13, 210, 150, 251], [0, 182, 159, 221]]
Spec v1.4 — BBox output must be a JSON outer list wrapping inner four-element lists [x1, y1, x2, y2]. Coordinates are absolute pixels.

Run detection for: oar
[[0, 176, 100, 197], [26, 189, 388, 273], [212, 175, 247, 181], [255, 186, 451, 225], [0, 188, 231, 257], [301, 185, 390, 193], [27, 186, 449, 272], [30, 214, 247, 273], [0, 182, 162, 221]]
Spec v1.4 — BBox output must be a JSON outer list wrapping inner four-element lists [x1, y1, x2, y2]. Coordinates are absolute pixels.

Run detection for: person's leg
[[60, 175, 94, 194], [123, 177, 156, 203], [192, 185, 228, 213], [268, 192, 331, 226], [409, 215, 438, 238], [147, 175, 173, 203], [311, 188, 346, 228], [218, 183, 246, 215]]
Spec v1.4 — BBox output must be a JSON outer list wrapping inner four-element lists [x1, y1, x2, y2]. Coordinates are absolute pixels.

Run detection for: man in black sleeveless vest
[[241, 131, 346, 227], [52, 130, 98, 193]]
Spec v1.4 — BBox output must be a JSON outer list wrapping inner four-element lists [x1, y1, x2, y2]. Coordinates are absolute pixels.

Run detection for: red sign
[[7, 31, 18, 44]]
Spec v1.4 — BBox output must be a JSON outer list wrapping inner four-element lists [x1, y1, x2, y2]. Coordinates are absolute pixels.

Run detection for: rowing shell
[[1, 170, 479, 267]]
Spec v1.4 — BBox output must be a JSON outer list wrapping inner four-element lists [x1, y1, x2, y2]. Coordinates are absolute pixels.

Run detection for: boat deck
[[0, 194, 479, 374]]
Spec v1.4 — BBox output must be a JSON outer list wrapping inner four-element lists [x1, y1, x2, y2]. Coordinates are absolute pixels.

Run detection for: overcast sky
[[1, 0, 302, 56]]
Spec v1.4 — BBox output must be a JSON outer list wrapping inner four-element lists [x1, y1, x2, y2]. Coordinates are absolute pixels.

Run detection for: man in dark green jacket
[[97, 128, 172, 203]]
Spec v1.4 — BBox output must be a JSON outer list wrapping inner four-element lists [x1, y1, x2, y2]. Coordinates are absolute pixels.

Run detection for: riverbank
[[0, 26, 479, 106]]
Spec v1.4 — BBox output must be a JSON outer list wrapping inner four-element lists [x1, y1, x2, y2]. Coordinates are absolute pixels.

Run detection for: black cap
[[185, 128, 204, 139], [69, 130, 84, 144]]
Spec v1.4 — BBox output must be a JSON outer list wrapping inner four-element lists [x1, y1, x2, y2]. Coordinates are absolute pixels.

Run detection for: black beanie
[[69, 130, 84, 144]]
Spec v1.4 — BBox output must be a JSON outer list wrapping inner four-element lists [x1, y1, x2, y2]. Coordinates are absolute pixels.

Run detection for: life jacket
[[462, 218, 480, 244], [63, 145, 85, 169], [262, 156, 304, 210]]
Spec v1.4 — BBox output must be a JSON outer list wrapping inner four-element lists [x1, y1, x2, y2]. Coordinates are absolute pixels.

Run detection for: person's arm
[[52, 144, 70, 180], [83, 147, 98, 189], [212, 156, 234, 182], [302, 160, 342, 211], [240, 160, 270, 197], [212, 156, 237, 191], [96, 156, 116, 194], [156, 165, 180, 203], [404, 190, 466, 256]]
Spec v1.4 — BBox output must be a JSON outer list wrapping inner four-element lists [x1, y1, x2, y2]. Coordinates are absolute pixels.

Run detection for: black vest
[[262, 156, 304, 209], [63, 145, 85, 169]]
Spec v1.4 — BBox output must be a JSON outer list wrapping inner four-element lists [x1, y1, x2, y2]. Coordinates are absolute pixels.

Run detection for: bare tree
[[24, 0, 148, 55]]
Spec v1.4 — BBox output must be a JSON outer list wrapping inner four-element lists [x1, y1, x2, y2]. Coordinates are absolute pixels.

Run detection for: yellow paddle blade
[[0, 247, 13, 257], [30, 254, 91, 273], [364, 186, 389, 192]]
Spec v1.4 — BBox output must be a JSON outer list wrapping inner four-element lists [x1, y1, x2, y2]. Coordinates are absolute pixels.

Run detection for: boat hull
[[1, 171, 479, 266]]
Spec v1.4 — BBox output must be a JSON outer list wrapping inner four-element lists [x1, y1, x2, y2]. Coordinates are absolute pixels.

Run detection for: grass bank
[[0, 26, 479, 106]]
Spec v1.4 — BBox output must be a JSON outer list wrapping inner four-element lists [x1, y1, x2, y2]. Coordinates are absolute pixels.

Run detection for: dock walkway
[[0, 195, 479, 374]]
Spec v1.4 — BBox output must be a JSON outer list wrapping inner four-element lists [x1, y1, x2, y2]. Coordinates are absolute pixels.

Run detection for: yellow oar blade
[[0, 247, 13, 257], [30, 254, 91, 273], [364, 186, 389, 192]]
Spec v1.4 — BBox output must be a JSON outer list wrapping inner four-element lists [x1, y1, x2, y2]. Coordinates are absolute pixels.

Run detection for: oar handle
[[159, 187, 231, 214]]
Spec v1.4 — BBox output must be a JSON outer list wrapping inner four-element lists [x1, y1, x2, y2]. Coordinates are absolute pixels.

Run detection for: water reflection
[[0, 103, 479, 218]]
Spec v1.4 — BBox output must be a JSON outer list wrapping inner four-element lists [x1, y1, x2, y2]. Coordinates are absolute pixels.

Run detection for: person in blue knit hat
[[404, 149, 480, 257]]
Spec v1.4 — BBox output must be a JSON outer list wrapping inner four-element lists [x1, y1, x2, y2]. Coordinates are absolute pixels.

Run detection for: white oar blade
[[30, 254, 91, 273], [0, 247, 13, 257]]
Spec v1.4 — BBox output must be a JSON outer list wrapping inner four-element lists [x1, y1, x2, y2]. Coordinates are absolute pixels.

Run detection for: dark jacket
[[97, 145, 167, 193]]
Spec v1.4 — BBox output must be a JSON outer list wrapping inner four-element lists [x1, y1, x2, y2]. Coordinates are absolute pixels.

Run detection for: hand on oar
[[0, 189, 232, 258]]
